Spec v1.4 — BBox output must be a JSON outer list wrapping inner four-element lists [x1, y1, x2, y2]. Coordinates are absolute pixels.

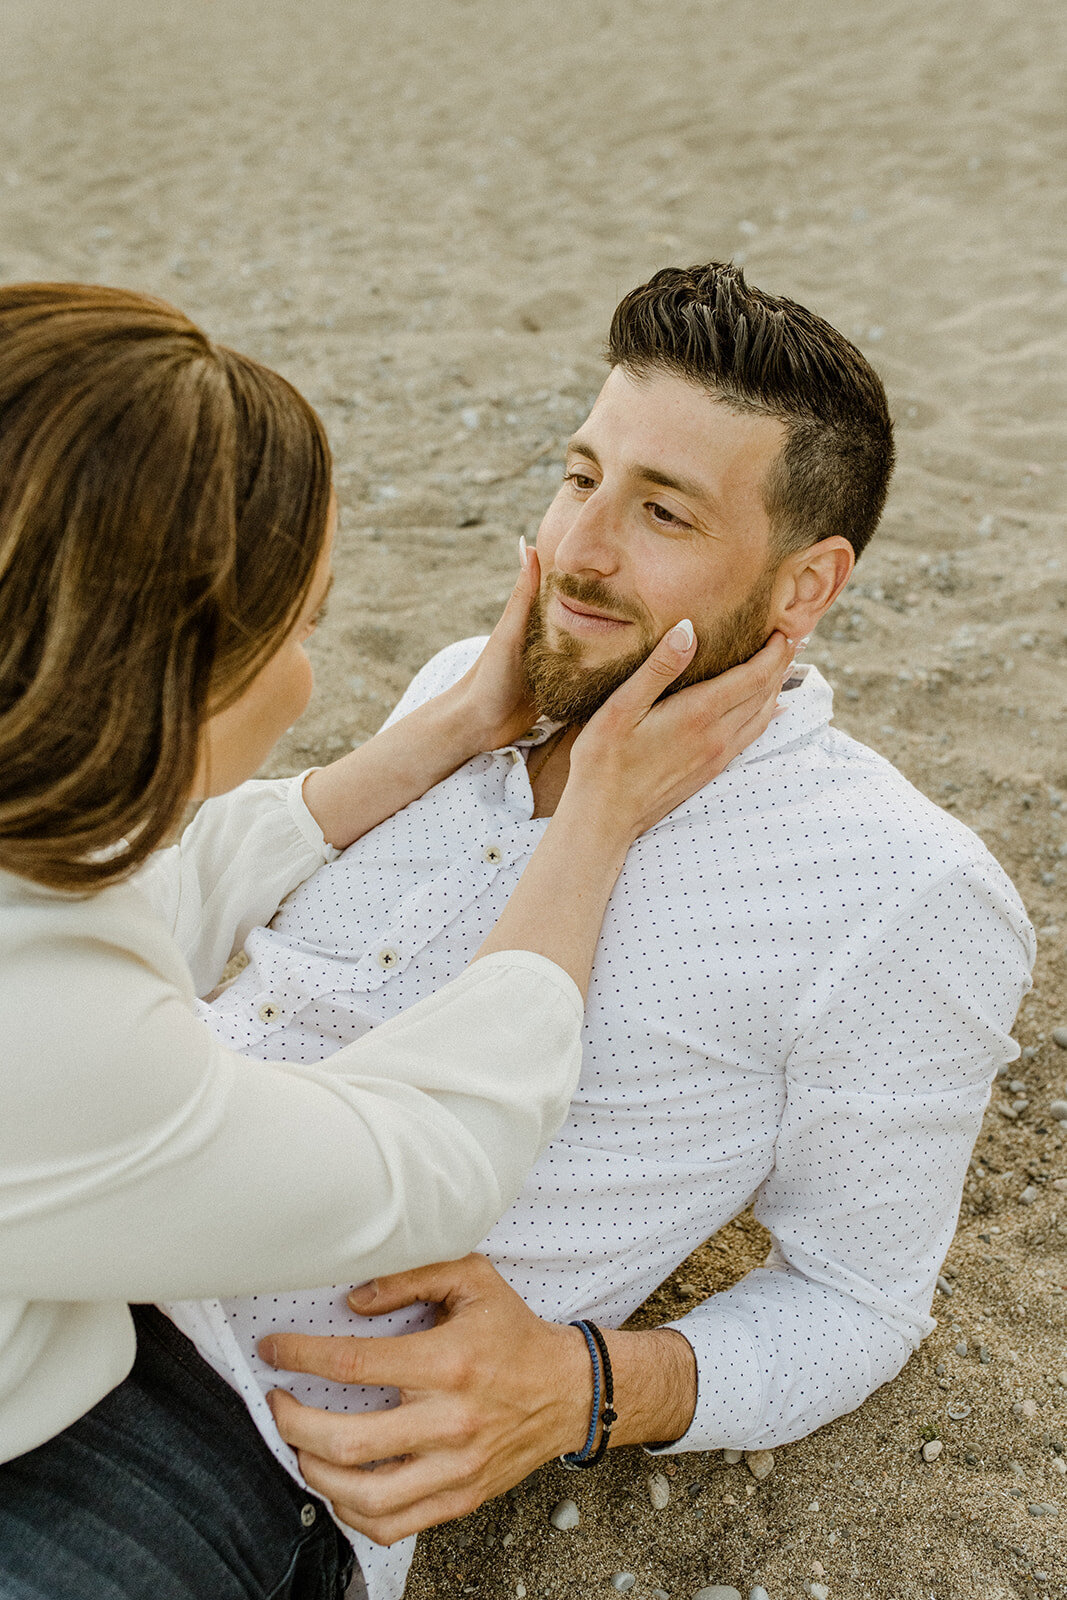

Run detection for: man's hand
[[260, 1254, 697, 1545]]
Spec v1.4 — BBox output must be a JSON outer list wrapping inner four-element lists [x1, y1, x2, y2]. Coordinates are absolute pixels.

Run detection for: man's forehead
[[567, 367, 785, 504]]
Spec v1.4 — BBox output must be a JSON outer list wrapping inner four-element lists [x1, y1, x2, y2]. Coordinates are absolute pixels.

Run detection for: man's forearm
[[600, 1326, 698, 1450]]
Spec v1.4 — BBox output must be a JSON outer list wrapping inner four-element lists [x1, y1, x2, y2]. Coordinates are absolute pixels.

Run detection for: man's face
[[523, 366, 788, 723]]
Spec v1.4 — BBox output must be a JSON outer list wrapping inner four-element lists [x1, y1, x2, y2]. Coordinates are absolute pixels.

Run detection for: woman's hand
[[562, 620, 794, 846], [438, 539, 542, 755]]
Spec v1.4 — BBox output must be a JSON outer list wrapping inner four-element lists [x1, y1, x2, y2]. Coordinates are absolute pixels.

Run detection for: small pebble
[[1048, 1101, 1067, 1122], [548, 1497, 579, 1531], [936, 1275, 953, 1296], [1009, 1079, 1027, 1094], [652, 1592, 670, 1600], [648, 1471, 671, 1510], [922, 1439, 943, 1461], [979, 1345, 992, 1363], [692, 1589, 742, 1600], [516, 1586, 526, 1599], [1053, 1179, 1067, 1193], [749, 1590, 771, 1600], [722, 1448, 744, 1464], [947, 1402, 972, 1420], [745, 1450, 775, 1481], [1051, 1458, 1066, 1475], [1051, 1027, 1067, 1048], [955, 1340, 968, 1356], [611, 1576, 636, 1594], [1028, 1503, 1060, 1517], [809, 1586, 830, 1600], [1020, 1185, 1040, 1203]]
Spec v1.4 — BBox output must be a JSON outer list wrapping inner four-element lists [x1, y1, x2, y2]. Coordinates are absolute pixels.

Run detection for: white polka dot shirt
[[166, 644, 1034, 1600]]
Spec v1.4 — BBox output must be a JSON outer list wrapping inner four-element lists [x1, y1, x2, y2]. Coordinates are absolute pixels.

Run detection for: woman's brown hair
[[0, 283, 332, 891]]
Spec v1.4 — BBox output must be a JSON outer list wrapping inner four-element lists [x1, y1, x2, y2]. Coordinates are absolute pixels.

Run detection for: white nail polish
[[518, 535, 528, 569], [668, 619, 695, 652]]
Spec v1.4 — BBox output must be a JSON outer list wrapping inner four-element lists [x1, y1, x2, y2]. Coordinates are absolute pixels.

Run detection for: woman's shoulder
[[0, 868, 194, 1005]]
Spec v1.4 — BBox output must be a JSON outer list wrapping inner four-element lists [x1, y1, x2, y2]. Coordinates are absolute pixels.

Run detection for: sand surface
[[2, 1, 1065, 1595]]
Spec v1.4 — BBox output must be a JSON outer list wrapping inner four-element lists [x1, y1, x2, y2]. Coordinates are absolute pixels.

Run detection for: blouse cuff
[[290, 770, 341, 864]]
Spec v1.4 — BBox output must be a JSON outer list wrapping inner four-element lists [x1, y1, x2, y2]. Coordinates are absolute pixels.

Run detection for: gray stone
[[611, 1575, 636, 1594], [1053, 1027, 1067, 1048], [955, 1340, 968, 1356], [548, 1497, 579, 1531], [922, 1438, 944, 1461], [1048, 1101, 1067, 1122], [809, 1587, 830, 1600], [947, 1402, 972, 1421], [652, 1592, 670, 1600], [648, 1470, 671, 1510], [936, 1274, 954, 1296], [722, 1448, 743, 1464], [1020, 1185, 1040, 1203], [748, 1590, 771, 1600], [1028, 1502, 1060, 1516], [979, 1345, 992, 1363], [745, 1450, 775, 1481], [693, 1590, 743, 1600]]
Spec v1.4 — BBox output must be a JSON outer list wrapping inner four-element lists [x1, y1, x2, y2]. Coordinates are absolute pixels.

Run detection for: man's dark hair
[[607, 262, 894, 560]]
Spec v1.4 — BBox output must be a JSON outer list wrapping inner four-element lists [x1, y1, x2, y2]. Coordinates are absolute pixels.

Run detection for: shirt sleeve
[[134, 774, 337, 997], [0, 910, 584, 1301], [650, 859, 1035, 1452]]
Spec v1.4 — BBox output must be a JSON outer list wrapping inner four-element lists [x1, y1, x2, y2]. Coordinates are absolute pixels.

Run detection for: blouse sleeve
[[0, 894, 584, 1302], [134, 774, 336, 997]]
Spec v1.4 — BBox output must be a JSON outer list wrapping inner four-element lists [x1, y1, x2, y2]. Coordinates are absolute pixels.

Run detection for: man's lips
[[551, 593, 634, 635]]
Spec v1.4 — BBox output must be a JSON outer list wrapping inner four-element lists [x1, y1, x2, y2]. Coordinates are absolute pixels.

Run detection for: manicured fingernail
[[348, 1280, 378, 1309], [668, 619, 695, 652], [259, 1338, 278, 1368], [518, 535, 528, 570]]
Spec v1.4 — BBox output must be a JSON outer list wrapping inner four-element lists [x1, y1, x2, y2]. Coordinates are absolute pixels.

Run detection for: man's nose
[[551, 490, 623, 578]]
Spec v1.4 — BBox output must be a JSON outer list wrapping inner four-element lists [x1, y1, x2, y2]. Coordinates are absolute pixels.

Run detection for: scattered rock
[[922, 1439, 944, 1461], [1027, 1503, 1060, 1517], [979, 1345, 992, 1363], [745, 1450, 775, 1481], [1048, 1101, 1067, 1122], [809, 1586, 830, 1600], [1014, 1398, 1039, 1419], [610, 1575, 636, 1594], [648, 1471, 671, 1510], [955, 1340, 968, 1356], [693, 1589, 742, 1600], [1052, 1027, 1067, 1049], [652, 1592, 670, 1600], [516, 1586, 526, 1599], [947, 1402, 972, 1420], [548, 1497, 579, 1531], [1053, 1179, 1067, 1193], [749, 1589, 771, 1600], [936, 1275, 954, 1296], [722, 1448, 744, 1464]]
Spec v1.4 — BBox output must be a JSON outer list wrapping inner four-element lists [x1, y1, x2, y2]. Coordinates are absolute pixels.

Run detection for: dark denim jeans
[[0, 1306, 363, 1600]]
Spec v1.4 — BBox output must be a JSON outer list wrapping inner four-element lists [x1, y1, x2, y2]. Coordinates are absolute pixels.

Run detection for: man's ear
[[767, 536, 854, 642]]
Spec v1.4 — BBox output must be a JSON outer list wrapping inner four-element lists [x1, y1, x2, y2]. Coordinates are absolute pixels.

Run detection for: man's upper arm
[[755, 856, 1034, 1335]]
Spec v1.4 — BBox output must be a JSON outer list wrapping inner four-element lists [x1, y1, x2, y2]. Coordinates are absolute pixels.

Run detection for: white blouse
[[0, 775, 583, 1463]]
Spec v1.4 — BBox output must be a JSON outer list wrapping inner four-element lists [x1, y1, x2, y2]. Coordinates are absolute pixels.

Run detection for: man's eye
[[563, 470, 597, 492], [649, 502, 690, 529]]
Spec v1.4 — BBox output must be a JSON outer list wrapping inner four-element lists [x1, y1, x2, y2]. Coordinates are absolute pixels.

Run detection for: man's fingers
[[268, 1389, 451, 1466], [297, 1446, 486, 1544], [346, 1253, 491, 1318], [260, 1321, 465, 1387]]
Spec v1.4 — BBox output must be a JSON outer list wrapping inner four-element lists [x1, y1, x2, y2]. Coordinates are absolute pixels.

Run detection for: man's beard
[[521, 568, 777, 724]]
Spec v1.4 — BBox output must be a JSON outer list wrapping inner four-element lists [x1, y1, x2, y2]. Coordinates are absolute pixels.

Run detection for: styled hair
[[607, 262, 894, 560], [0, 283, 331, 892]]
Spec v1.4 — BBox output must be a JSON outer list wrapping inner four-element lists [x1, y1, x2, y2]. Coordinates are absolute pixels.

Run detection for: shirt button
[[376, 947, 400, 970], [257, 999, 282, 1023], [299, 1502, 317, 1528], [483, 844, 503, 864]]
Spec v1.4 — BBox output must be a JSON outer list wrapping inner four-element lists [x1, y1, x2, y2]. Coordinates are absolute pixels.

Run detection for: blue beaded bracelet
[[558, 1319, 616, 1470]]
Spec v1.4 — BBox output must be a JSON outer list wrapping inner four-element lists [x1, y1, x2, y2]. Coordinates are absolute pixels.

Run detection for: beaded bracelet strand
[[558, 1319, 617, 1470]]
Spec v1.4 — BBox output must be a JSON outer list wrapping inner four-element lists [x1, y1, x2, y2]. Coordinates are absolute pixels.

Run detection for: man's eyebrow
[[566, 435, 718, 511]]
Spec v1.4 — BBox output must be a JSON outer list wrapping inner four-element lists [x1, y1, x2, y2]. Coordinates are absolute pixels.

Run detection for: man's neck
[[527, 725, 581, 818]]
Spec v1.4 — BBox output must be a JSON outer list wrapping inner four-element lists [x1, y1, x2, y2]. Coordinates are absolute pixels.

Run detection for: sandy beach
[[1, 1, 1064, 1595]]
